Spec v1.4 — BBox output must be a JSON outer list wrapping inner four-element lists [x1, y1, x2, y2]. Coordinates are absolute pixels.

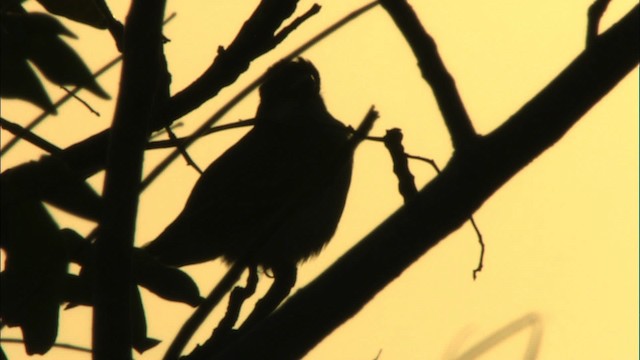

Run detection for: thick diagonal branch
[[379, 0, 477, 149]]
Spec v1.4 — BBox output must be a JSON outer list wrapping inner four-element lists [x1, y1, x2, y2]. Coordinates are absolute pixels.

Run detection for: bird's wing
[[145, 122, 350, 267]]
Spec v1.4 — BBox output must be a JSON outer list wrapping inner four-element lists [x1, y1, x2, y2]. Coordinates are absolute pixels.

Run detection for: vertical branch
[[383, 128, 418, 202], [92, 0, 167, 359], [379, 0, 477, 149]]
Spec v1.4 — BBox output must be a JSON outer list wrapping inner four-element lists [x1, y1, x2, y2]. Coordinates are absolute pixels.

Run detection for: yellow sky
[[1, 1, 638, 359]]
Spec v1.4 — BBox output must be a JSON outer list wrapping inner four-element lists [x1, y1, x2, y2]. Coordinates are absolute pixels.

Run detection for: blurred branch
[[0, 338, 92, 354], [587, 0, 611, 46], [0, 117, 61, 154], [92, 0, 167, 358], [452, 312, 542, 360], [379, 0, 477, 149], [213, 6, 639, 358]]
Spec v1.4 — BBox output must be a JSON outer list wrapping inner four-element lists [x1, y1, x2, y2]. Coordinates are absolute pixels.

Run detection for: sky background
[[1, 1, 638, 359]]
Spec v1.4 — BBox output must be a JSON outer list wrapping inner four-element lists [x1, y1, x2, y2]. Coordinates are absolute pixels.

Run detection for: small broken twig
[[383, 128, 418, 202]]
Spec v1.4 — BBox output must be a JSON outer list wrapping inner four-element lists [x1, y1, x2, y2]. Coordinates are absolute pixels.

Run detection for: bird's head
[[256, 58, 327, 122]]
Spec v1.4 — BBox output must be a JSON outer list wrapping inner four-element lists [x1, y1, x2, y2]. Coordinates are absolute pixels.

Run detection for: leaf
[[0, 12, 110, 106], [23, 15, 110, 99], [0, 182, 68, 355], [3, 157, 102, 221], [131, 286, 161, 353], [0, 13, 55, 112], [36, 0, 108, 29], [133, 249, 203, 307], [17, 12, 78, 38], [38, 156, 103, 221], [0, 41, 55, 112]]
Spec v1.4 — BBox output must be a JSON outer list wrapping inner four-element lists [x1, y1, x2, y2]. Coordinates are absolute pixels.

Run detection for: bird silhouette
[[143, 58, 353, 273]]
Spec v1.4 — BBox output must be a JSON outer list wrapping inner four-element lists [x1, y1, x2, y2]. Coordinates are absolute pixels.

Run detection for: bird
[[143, 58, 353, 274]]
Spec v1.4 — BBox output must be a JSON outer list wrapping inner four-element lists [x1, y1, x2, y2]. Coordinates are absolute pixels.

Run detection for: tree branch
[[587, 0, 611, 46], [383, 128, 418, 202], [214, 6, 639, 359], [379, 0, 478, 149], [0, 117, 61, 155], [92, 0, 167, 358], [163, 0, 307, 123]]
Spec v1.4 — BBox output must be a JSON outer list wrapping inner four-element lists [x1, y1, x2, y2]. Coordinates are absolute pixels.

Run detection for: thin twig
[[0, 338, 92, 354], [587, 0, 611, 46], [164, 126, 203, 174], [406, 153, 440, 172], [149, 122, 184, 140], [407, 153, 484, 279], [147, 119, 256, 149], [469, 217, 484, 279], [350, 106, 379, 147], [60, 86, 101, 116]]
